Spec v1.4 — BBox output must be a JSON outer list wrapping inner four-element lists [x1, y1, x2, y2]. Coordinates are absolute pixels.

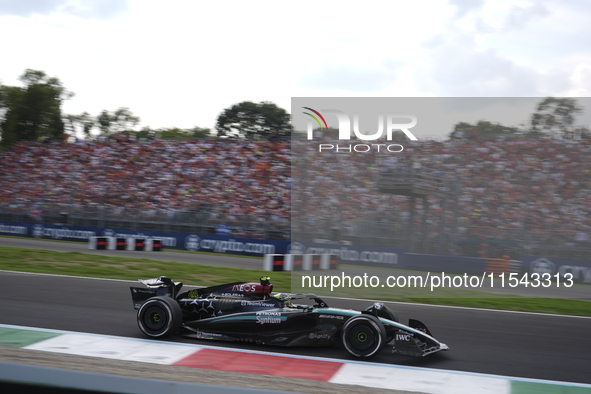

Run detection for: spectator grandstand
[[0, 138, 291, 238], [1, 137, 590, 260], [291, 137, 591, 260]]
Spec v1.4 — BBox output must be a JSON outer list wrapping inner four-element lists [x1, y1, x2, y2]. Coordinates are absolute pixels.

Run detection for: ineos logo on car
[[231, 284, 257, 292]]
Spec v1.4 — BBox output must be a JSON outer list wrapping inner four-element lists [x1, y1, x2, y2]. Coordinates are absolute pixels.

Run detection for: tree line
[[1, 69, 587, 147], [0, 69, 293, 147], [449, 97, 588, 140]]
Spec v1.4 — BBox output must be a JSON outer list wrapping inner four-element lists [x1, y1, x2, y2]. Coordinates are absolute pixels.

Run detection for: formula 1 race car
[[130, 276, 449, 358]]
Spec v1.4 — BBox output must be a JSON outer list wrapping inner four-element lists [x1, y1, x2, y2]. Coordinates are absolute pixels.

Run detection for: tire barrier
[[485, 257, 510, 276], [284, 254, 303, 271], [149, 238, 163, 252], [263, 254, 287, 271], [115, 237, 127, 250], [88, 237, 163, 252], [128, 238, 145, 251], [264, 254, 339, 272], [309, 254, 322, 270], [291, 254, 304, 271], [325, 254, 340, 270], [89, 236, 109, 250]]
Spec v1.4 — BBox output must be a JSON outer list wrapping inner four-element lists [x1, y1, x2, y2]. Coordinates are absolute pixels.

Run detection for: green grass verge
[[0, 246, 291, 289], [1, 245, 590, 317]]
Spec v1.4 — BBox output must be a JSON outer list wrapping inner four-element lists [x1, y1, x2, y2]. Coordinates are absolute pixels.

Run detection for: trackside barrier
[[263, 254, 287, 271], [284, 254, 304, 271], [88, 236, 108, 250], [486, 257, 510, 276], [321, 254, 340, 270], [302, 254, 312, 270], [308, 254, 322, 270], [148, 239, 163, 251], [0, 221, 288, 256], [88, 237, 163, 252], [115, 237, 127, 250], [291, 254, 304, 271], [522, 256, 591, 284], [128, 238, 145, 251], [264, 254, 339, 272]]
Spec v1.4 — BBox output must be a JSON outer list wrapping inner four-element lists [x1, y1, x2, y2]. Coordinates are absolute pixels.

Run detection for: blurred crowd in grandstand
[[0, 138, 291, 235], [1, 136, 591, 259], [292, 136, 591, 259]]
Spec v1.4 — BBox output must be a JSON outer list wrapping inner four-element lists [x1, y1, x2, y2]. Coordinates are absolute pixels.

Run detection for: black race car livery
[[130, 276, 449, 358]]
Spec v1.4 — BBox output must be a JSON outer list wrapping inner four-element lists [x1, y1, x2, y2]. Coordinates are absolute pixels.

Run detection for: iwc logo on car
[[185, 234, 201, 251]]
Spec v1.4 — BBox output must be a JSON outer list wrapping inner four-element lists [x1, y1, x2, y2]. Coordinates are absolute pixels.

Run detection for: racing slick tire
[[342, 314, 387, 358], [137, 296, 182, 338], [363, 303, 399, 343], [364, 303, 399, 323]]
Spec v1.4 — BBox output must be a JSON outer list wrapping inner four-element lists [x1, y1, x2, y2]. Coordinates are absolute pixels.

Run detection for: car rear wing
[[130, 276, 183, 310]]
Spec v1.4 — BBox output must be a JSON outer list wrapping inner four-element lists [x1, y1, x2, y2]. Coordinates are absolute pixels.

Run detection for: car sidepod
[[181, 308, 339, 347]]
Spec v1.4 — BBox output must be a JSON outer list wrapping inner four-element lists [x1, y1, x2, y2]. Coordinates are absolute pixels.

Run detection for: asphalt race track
[[1, 269, 590, 385]]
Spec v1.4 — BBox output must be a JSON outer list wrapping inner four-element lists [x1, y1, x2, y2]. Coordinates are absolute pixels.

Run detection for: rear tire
[[137, 296, 182, 338], [342, 314, 387, 357]]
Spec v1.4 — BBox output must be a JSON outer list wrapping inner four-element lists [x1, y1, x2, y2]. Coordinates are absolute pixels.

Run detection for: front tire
[[342, 314, 387, 357], [137, 296, 182, 338]]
